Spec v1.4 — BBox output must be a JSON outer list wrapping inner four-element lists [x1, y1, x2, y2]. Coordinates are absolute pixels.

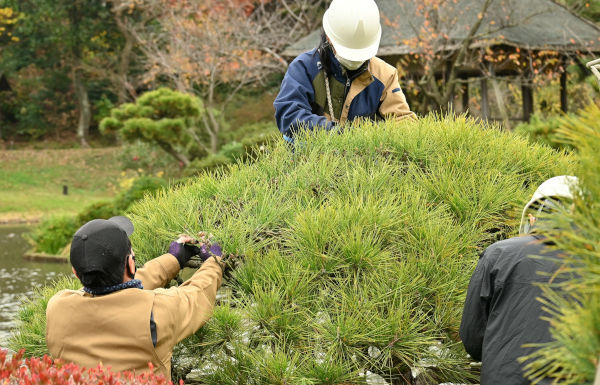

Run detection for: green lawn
[[0, 148, 123, 222]]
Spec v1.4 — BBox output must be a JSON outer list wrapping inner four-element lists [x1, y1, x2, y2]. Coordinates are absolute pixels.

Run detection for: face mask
[[335, 54, 365, 71]]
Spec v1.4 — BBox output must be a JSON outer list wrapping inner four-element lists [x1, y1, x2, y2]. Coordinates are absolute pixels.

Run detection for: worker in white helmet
[[460, 175, 579, 385], [274, 0, 416, 143]]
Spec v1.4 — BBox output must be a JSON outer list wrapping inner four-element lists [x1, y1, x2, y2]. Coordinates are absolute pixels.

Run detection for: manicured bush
[[31, 176, 168, 255], [514, 114, 572, 151], [28, 215, 78, 256], [100, 88, 206, 166], [521, 103, 600, 384], [183, 129, 275, 177], [0, 348, 179, 385], [515, 104, 600, 152], [13, 115, 573, 384]]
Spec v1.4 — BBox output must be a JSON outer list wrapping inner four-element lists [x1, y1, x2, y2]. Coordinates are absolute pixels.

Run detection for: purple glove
[[168, 241, 222, 269], [200, 243, 223, 259]]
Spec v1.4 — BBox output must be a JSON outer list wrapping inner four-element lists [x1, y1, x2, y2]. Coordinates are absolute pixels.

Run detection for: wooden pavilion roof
[[283, 0, 600, 58]]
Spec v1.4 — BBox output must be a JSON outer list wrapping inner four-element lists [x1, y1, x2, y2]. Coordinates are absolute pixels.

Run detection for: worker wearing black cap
[[46, 216, 224, 377]]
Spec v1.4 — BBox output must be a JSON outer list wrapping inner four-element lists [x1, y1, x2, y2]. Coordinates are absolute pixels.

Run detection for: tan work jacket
[[329, 56, 416, 124], [46, 254, 223, 377], [274, 50, 416, 139]]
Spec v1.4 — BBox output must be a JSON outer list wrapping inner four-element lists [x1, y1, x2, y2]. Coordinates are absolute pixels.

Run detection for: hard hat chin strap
[[519, 198, 565, 234]]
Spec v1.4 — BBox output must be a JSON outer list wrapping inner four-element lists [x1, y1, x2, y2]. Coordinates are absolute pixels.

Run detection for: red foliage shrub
[[0, 348, 183, 385]]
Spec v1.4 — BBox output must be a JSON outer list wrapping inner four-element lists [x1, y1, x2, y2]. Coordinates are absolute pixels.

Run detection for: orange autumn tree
[[129, 0, 286, 154]]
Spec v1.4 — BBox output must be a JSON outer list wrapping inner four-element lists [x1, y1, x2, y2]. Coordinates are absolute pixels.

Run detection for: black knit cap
[[70, 216, 134, 287]]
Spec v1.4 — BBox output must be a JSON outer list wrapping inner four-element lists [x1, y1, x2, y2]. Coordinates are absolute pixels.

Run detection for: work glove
[[168, 235, 222, 269]]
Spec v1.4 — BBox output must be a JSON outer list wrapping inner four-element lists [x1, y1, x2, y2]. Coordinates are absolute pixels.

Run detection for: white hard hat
[[322, 0, 382, 62], [519, 175, 579, 234]]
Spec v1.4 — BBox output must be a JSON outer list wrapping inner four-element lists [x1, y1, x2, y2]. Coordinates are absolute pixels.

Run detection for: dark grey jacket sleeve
[[460, 250, 496, 361]]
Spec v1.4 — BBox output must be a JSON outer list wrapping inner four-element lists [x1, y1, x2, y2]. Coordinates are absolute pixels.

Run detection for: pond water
[[0, 224, 71, 347]]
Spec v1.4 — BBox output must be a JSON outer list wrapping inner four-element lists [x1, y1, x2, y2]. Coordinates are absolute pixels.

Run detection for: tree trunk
[[73, 66, 91, 148], [157, 141, 190, 167], [113, 8, 135, 104], [205, 109, 220, 154]]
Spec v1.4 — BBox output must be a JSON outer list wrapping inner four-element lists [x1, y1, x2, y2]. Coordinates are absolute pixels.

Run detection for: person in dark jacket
[[273, 0, 416, 143], [460, 175, 579, 385]]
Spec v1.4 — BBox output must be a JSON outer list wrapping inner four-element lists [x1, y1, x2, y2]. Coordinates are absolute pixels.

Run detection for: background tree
[[83, 0, 159, 105], [391, 0, 569, 114], [128, 0, 323, 154], [0, 0, 151, 144], [0, 0, 117, 145], [0, 6, 19, 44], [560, 0, 600, 21], [100, 88, 206, 167]]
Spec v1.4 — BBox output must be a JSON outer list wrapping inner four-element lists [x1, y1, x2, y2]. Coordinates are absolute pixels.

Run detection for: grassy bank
[[0, 148, 123, 223]]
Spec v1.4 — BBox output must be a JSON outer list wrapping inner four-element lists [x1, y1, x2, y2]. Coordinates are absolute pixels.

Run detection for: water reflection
[[0, 225, 71, 347]]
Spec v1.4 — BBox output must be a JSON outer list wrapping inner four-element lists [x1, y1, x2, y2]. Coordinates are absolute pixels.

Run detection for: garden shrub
[[521, 103, 600, 385], [114, 176, 168, 211], [514, 114, 572, 151], [31, 176, 167, 255], [28, 215, 78, 256], [184, 154, 232, 177], [76, 200, 121, 224], [515, 104, 600, 152], [183, 129, 276, 177], [117, 141, 177, 174], [13, 115, 573, 384], [0, 348, 179, 385]]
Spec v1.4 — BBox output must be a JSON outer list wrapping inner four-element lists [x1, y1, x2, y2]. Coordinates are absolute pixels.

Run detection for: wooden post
[[560, 70, 568, 113], [462, 81, 469, 113], [481, 78, 489, 120], [522, 81, 534, 122], [446, 61, 454, 111]]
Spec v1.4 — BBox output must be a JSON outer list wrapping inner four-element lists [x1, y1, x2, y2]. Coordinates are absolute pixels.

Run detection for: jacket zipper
[[342, 64, 368, 109], [343, 78, 351, 103]]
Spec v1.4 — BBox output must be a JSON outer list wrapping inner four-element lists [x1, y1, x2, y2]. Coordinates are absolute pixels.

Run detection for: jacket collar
[[83, 279, 144, 296]]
